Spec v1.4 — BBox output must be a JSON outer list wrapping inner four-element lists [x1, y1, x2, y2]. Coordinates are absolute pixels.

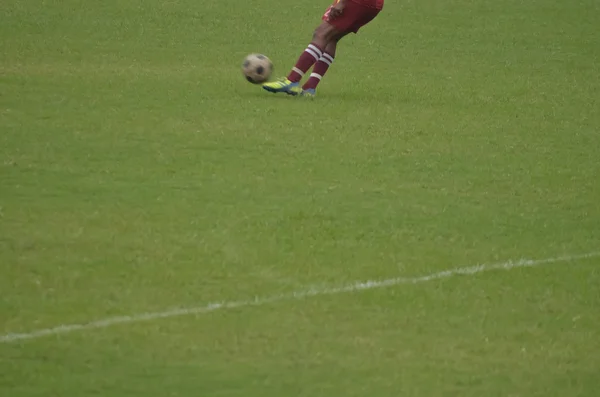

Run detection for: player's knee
[[312, 27, 327, 44], [312, 23, 338, 46]]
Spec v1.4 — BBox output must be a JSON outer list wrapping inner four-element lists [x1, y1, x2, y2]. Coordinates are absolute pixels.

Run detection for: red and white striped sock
[[287, 43, 324, 83], [302, 52, 334, 91]]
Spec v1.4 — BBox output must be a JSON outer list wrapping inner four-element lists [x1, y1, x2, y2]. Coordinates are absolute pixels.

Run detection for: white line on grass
[[2, 251, 599, 344]]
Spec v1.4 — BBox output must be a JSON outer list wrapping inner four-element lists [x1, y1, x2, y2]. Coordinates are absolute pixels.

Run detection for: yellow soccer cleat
[[262, 78, 302, 96]]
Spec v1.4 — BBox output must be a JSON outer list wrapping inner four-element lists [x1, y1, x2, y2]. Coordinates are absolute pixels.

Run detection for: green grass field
[[1, 0, 600, 395]]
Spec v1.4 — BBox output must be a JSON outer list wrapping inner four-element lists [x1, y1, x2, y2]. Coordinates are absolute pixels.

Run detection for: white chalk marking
[[1, 251, 598, 344]]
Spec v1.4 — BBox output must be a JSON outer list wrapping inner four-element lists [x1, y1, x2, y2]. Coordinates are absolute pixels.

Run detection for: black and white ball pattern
[[242, 53, 273, 84]]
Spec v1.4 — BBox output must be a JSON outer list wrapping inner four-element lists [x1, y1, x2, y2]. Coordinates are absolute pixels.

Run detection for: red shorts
[[322, 0, 381, 34]]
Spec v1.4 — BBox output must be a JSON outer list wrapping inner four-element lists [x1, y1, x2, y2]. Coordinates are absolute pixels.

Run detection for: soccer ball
[[241, 53, 273, 84]]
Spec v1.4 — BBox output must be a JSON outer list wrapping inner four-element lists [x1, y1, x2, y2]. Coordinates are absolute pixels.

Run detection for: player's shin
[[287, 42, 324, 83], [302, 51, 334, 91]]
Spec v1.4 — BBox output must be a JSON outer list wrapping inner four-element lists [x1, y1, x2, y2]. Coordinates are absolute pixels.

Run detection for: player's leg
[[263, 0, 382, 96], [262, 21, 342, 95], [301, 33, 347, 96], [286, 22, 343, 82], [301, 2, 381, 96], [302, 2, 380, 97]]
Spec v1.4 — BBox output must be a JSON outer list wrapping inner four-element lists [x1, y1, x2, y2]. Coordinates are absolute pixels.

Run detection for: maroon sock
[[302, 52, 334, 91], [287, 43, 324, 83]]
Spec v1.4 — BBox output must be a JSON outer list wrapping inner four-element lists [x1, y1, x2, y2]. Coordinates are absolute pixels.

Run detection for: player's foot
[[262, 78, 302, 96], [301, 88, 316, 98]]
